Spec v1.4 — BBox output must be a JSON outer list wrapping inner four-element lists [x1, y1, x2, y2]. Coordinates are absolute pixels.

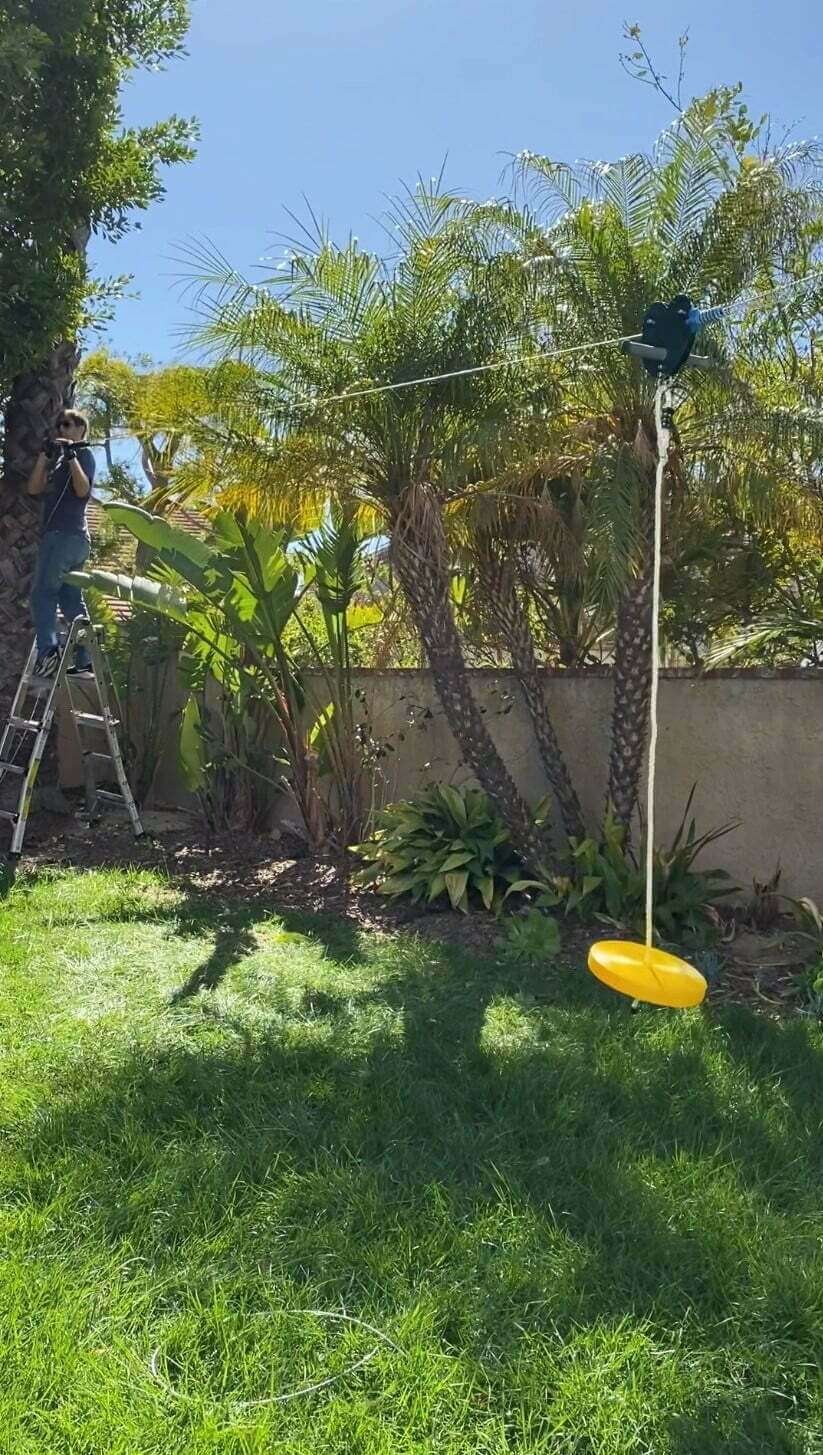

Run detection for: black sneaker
[[67, 663, 94, 679], [33, 648, 60, 679]]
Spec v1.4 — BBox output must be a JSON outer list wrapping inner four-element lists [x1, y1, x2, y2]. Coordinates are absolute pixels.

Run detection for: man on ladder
[[0, 411, 144, 860], [25, 407, 95, 679]]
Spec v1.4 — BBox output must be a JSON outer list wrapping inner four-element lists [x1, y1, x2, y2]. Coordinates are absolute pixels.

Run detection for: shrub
[[355, 783, 525, 914], [509, 791, 738, 946], [790, 898, 823, 1012], [496, 909, 562, 964]]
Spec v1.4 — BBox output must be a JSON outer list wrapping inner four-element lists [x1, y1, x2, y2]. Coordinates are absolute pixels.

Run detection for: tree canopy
[[0, 0, 196, 403]]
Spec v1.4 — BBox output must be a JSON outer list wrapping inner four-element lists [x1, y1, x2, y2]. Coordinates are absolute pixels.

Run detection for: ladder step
[[8, 716, 42, 733], [95, 789, 125, 805], [0, 761, 25, 776], [0, 809, 18, 823], [84, 751, 114, 764], [72, 712, 118, 729]]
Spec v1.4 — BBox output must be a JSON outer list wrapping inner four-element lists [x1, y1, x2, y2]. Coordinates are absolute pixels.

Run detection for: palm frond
[[573, 155, 657, 240]]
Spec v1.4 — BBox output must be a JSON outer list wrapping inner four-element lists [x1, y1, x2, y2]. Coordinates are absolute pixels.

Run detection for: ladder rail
[[73, 624, 144, 839], [6, 620, 80, 857], [0, 639, 39, 791]]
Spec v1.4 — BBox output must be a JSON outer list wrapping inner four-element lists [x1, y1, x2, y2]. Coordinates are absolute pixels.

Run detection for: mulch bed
[[19, 806, 492, 939], [12, 807, 818, 1019]]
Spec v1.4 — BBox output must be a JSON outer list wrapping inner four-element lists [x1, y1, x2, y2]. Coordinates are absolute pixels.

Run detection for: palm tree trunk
[[2, 343, 80, 810], [475, 551, 586, 841], [0, 485, 41, 707], [606, 558, 653, 834], [1, 342, 80, 705], [391, 486, 552, 875], [606, 424, 662, 837]]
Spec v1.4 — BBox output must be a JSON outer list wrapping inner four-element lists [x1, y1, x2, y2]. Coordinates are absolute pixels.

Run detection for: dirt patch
[[18, 808, 457, 936], [12, 809, 819, 1018]]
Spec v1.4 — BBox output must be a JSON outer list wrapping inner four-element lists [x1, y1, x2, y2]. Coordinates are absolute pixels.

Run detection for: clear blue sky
[[91, 0, 823, 364]]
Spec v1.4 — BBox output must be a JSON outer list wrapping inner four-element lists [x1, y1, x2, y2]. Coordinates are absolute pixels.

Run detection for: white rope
[[645, 380, 670, 950], [89, 331, 644, 445], [148, 1308, 402, 1409]]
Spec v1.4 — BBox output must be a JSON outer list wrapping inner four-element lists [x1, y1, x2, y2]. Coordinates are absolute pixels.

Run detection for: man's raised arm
[[26, 450, 49, 496]]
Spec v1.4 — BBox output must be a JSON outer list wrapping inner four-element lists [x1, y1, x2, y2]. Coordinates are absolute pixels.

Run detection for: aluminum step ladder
[[0, 618, 144, 860]]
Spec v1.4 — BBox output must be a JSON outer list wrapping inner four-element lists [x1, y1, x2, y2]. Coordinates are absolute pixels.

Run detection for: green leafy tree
[[706, 554, 823, 666], [0, 0, 196, 705]]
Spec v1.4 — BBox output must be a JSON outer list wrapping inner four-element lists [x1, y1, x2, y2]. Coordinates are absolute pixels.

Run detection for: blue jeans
[[31, 531, 92, 666]]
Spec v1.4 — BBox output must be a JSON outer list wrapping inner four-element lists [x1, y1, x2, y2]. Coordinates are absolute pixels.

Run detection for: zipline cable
[[89, 264, 823, 443]]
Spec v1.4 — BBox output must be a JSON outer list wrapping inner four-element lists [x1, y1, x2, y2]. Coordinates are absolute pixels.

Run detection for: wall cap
[[332, 666, 822, 682]]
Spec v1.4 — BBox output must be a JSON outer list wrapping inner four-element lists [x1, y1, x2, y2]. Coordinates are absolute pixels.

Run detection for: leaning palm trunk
[[474, 550, 586, 842], [391, 485, 552, 874], [606, 462, 655, 836]]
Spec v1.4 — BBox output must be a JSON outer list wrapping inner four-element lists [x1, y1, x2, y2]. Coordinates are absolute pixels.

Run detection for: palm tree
[[508, 89, 823, 832], [454, 445, 589, 839], [515, 475, 613, 671], [77, 351, 214, 508], [182, 191, 555, 871], [707, 559, 823, 666], [77, 351, 217, 575], [471, 535, 587, 841]]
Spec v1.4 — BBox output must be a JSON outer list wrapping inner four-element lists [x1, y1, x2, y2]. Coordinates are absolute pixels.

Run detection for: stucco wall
[[349, 669, 822, 901], [58, 667, 822, 900]]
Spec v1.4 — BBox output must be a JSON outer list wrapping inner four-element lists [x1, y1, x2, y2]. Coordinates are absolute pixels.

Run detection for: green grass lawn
[[1, 865, 821, 1454]]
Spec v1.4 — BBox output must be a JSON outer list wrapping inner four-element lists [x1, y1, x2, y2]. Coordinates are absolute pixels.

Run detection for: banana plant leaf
[[179, 696, 206, 792], [105, 503, 214, 568], [65, 569, 189, 621], [104, 503, 213, 592]]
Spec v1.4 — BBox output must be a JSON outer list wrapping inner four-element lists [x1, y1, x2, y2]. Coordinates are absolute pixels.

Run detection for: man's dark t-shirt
[[41, 447, 96, 536]]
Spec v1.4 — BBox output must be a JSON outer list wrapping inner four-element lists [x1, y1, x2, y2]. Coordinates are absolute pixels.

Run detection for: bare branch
[[619, 22, 690, 116]]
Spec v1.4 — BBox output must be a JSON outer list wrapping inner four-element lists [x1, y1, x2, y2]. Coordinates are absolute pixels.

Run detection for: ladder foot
[[1, 859, 19, 897]]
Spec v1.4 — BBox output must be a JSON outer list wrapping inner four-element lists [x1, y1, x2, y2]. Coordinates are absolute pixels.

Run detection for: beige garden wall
[[58, 667, 822, 901], [349, 669, 822, 902]]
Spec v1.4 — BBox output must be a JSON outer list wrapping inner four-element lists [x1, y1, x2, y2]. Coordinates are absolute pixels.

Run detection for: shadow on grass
[[162, 897, 367, 1000], [22, 873, 369, 998], [19, 893, 823, 1381], [666, 1394, 805, 1455], [169, 918, 260, 1002], [85, 887, 369, 978]]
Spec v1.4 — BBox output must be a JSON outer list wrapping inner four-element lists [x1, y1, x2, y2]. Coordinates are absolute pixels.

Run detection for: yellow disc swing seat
[[587, 940, 706, 1008]]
